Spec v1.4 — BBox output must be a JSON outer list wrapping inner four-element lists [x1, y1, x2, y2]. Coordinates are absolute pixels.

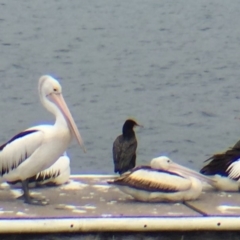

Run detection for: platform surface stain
[[0, 175, 201, 219], [0, 175, 240, 219]]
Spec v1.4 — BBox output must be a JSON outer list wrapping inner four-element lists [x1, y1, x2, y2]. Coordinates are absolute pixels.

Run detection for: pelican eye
[[167, 160, 170, 163], [53, 88, 57, 92]]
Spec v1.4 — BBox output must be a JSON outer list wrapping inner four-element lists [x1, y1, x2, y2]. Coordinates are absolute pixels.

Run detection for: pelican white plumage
[[0, 75, 85, 205], [108, 156, 214, 202]]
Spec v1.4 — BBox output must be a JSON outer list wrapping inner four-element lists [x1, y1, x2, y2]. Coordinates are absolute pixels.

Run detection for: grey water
[[1, 0, 240, 239]]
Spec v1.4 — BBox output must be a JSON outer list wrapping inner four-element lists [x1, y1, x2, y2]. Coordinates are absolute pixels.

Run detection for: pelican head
[[150, 156, 172, 170], [38, 75, 86, 153], [150, 156, 215, 184]]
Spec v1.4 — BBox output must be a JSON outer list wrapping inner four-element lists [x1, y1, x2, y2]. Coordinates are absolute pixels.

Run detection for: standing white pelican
[[0, 75, 85, 205], [108, 156, 214, 202], [200, 140, 240, 191]]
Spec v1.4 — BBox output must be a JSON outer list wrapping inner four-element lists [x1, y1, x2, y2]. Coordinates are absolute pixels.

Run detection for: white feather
[[227, 159, 240, 180]]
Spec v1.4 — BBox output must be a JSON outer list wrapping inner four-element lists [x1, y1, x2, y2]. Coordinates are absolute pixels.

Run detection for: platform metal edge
[[0, 217, 239, 233]]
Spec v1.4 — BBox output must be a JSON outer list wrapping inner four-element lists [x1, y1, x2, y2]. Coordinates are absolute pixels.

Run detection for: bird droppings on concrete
[[0, 175, 238, 219], [60, 180, 88, 190]]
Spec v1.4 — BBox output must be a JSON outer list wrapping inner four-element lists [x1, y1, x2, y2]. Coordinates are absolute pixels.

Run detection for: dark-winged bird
[[200, 139, 240, 191], [200, 140, 240, 176], [113, 119, 141, 174]]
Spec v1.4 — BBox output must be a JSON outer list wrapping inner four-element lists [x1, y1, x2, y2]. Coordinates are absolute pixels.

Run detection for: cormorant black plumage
[[113, 119, 141, 174], [200, 139, 240, 177]]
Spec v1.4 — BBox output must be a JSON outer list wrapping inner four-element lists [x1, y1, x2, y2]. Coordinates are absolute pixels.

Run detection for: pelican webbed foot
[[21, 180, 48, 206], [24, 196, 48, 206]]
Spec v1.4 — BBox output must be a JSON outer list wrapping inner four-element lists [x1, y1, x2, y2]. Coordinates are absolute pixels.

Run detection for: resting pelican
[[0, 75, 85, 205], [7, 152, 70, 187], [108, 156, 214, 202], [113, 119, 142, 174], [200, 140, 240, 191], [33, 151, 70, 186]]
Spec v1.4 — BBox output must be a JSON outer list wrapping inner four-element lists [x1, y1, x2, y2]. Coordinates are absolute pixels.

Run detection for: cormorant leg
[[21, 179, 47, 206]]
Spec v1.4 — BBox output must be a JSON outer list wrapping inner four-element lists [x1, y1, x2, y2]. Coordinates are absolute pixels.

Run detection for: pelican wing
[[227, 159, 240, 180], [34, 168, 60, 183], [0, 129, 43, 176], [201, 142, 240, 176], [109, 167, 192, 192]]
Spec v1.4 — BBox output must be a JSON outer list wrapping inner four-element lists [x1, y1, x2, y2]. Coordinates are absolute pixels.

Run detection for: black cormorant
[[112, 119, 141, 174]]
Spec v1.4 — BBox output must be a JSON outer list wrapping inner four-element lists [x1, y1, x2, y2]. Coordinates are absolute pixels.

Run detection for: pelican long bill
[[169, 163, 215, 184], [48, 92, 86, 153]]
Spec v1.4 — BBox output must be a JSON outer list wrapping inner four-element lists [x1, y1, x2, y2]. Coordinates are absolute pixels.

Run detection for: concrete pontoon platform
[[0, 175, 240, 233]]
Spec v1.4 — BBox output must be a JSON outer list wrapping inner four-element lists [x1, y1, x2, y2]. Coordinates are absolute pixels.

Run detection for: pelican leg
[[21, 180, 47, 205]]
